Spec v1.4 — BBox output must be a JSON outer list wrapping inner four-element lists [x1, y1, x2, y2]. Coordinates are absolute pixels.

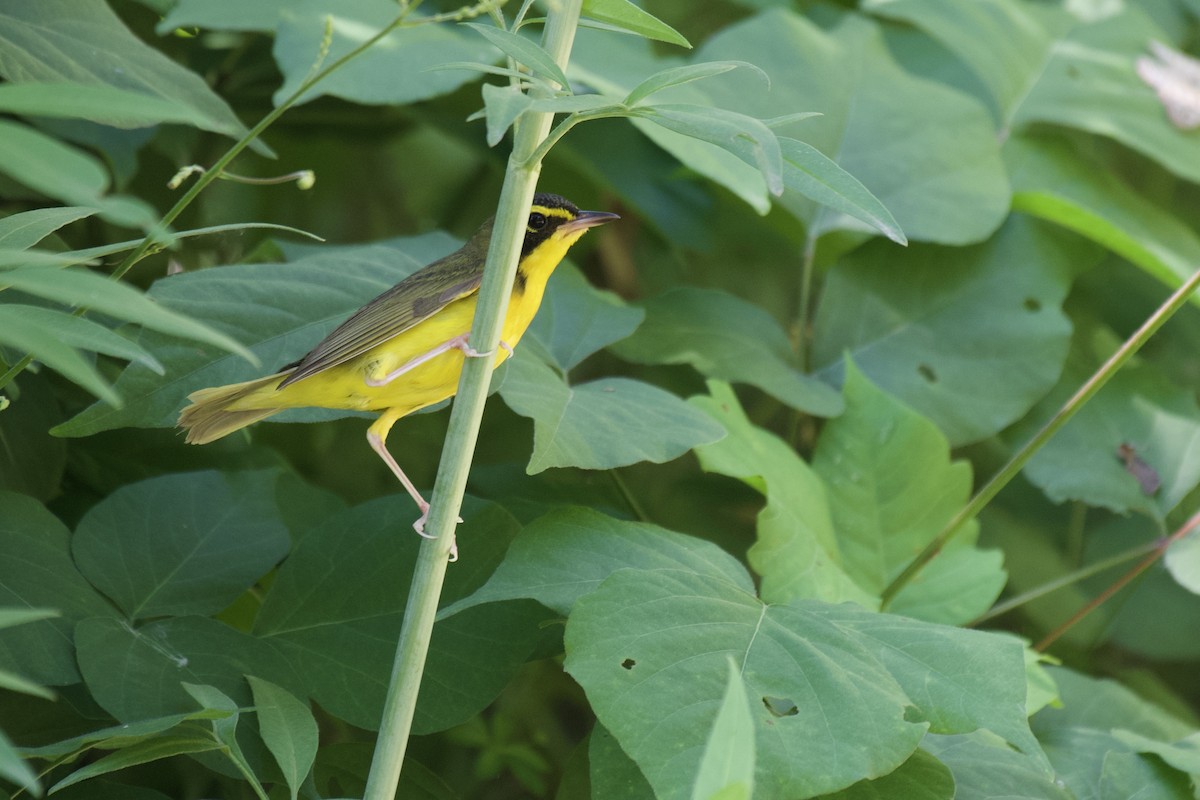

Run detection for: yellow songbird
[[179, 194, 618, 554]]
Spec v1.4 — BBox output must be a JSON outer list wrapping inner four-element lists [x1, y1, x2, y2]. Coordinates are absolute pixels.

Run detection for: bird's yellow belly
[[240, 289, 538, 416]]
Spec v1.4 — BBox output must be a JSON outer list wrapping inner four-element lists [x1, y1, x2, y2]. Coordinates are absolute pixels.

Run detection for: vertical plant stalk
[[361, 4, 584, 798], [1035, 508, 1200, 651], [880, 266, 1200, 608]]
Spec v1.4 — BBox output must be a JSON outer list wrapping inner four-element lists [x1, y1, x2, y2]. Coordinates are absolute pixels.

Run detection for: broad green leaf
[[0, 207, 97, 250], [74, 615, 305, 722], [253, 496, 540, 733], [273, 0, 496, 107], [812, 362, 1005, 624], [690, 659, 755, 800], [778, 137, 906, 246], [0, 0, 257, 144], [527, 264, 644, 372], [481, 83, 533, 147], [691, 382, 873, 607], [2, 267, 256, 368], [868, 0, 1200, 184], [48, 731, 222, 794], [465, 24, 569, 88], [814, 216, 1089, 446], [636, 104, 784, 196], [1035, 726, 1191, 800], [1007, 132, 1200, 301], [53, 238, 450, 437], [819, 749, 954, 800], [0, 82, 208, 128], [581, 0, 690, 48], [589, 724, 656, 799], [625, 62, 762, 107], [566, 569, 923, 800], [924, 732, 1072, 800], [1113, 730, 1200, 778], [0, 492, 117, 686], [159, 0, 286, 32], [71, 471, 291, 620], [828, 610, 1045, 767], [1166, 531, 1200, 596], [498, 352, 725, 474], [1033, 667, 1196, 743], [0, 121, 156, 230], [611, 287, 842, 416], [862, 0, 1050, 120], [0, 727, 39, 796], [1099, 749, 1193, 800], [1012, 336, 1200, 520], [566, 569, 1036, 800], [248, 676, 319, 800], [1068, 20, 1200, 168], [444, 507, 754, 618], [0, 305, 163, 404]]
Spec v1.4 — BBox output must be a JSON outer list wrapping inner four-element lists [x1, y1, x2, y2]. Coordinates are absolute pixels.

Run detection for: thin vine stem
[[1035, 508, 1200, 651], [969, 539, 1160, 626], [879, 265, 1200, 608]]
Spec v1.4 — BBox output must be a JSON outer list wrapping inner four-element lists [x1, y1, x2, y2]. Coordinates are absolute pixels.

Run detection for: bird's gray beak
[[561, 210, 620, 234]]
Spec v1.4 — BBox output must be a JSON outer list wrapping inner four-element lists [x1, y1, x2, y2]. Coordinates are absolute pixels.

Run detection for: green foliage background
[[2, 0, 1200, 798]]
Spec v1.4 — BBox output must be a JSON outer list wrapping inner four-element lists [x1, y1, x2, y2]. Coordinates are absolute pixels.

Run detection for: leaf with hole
[[814, 216, 1090, 446]]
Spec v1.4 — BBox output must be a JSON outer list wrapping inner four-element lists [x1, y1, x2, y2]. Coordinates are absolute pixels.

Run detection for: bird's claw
[[412, 509, 462, 562]]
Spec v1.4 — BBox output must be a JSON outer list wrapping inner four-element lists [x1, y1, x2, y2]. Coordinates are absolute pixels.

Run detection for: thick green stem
[[880, 265, 1200, 608], [361, 4, 584, 798]]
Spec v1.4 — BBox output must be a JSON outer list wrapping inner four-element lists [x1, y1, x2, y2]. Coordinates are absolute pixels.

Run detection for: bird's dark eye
[[528, 212, 547, 230]]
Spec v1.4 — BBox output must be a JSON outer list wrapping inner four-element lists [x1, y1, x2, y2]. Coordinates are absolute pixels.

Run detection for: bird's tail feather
[[178, 372, 289, 444]]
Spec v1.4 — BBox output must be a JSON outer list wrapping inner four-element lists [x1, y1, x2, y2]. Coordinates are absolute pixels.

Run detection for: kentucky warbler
[[179, 194, 618, 552]]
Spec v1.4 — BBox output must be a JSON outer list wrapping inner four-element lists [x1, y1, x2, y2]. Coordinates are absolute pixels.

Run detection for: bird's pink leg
[[367, 411, 459, 561]]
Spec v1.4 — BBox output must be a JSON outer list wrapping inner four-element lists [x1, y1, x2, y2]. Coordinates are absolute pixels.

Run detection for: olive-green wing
[[278, 247, 485, 388]]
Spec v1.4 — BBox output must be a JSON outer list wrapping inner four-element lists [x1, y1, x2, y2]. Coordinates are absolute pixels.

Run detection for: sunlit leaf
[[582, 0, 690, 48], [691, 382, 872, 607]]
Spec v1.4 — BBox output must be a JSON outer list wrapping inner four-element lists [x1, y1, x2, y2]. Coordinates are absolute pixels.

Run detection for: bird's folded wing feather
[[278, 252, 484, 388]]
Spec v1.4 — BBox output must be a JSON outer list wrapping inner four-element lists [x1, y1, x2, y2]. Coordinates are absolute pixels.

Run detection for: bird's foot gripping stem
[[364, 334, 515, 388]]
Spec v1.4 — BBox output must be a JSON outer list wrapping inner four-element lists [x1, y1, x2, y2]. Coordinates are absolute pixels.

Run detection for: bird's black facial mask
[[521, 193, 580, 257]]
